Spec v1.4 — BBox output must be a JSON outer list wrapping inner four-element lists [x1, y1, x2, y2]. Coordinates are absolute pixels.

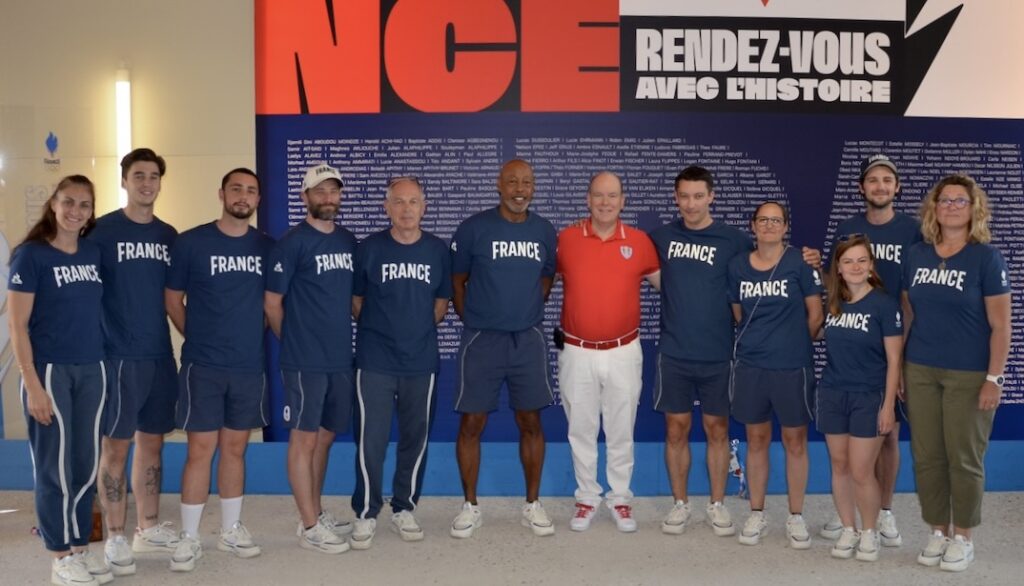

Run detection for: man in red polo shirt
[[557, 171, 660, 533]]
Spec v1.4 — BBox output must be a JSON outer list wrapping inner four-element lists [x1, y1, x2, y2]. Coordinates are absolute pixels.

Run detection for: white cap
[[301, 163, 343, 192]]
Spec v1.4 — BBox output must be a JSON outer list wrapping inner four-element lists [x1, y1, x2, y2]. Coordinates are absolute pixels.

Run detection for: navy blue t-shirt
[[87, 210, 177, 359], [166, 222, 273, 371], [822, 288, 902, 392], [832, 212, 922, 295], [354, 229, 453, 375], [266, 221, 357, 372], [8, 240, 104, 364], [903, 242, 1011, 371], [729, 247, 823, 369], [450, 207, 556, 331], [650, 220, 752, 362]]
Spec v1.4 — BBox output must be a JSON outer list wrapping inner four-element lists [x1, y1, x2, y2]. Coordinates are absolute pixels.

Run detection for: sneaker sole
[[709, 523, 736, 537], [789, 537, 812, 550], [856, 549, 880, 562], [738, 533, 762, 546], [105, 560, 136, 576], [521, 518, 555, 536], [216, 542, 262, 558], [91, 569, 114, 585], [349, 536, 374, 550], [391, 525, 425, 542], [299, 538, 350, 554], [661, 521, 686, 535], [132, 541, 177, 553], [917, 553, 943, 567], [831, 547, 856, 559], [169, 549, 202, 573], [939, 559, 971, 572], [569, 521, 591, 532], [819, 527, 843, 540], [880, 534, 902, 547]]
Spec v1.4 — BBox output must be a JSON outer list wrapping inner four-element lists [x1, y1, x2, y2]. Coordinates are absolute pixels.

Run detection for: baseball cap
[[859, 154, 898, 181], [301, 163, 343, 192]]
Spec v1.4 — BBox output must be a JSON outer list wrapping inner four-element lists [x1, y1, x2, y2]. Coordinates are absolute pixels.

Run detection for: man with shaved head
[[448, 159, 558, 538]]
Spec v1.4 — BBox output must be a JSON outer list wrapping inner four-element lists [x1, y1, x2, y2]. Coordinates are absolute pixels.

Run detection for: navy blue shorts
[[175, 362, 268, 432], [816, 387, 884, 438], [104, 357, 178, 439], [653, 354, 730, 417], [454, 326, 554, 413], [730, 362, 815, 427], [282, 369, 353, 434]]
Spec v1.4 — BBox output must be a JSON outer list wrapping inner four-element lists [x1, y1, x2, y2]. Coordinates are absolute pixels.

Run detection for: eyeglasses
[[937, 197, 970, 209], [754, 216, 785, 226]]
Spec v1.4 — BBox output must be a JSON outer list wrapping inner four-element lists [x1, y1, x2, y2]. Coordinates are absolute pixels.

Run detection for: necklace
[[937, 242, 966, 270]]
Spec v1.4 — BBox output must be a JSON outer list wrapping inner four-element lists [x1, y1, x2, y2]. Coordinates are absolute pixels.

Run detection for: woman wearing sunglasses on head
[[901, 174, 1011, 572], [818, 234, 902, 562], [7, 175, 110, 586], [727, 201, 824, 550]]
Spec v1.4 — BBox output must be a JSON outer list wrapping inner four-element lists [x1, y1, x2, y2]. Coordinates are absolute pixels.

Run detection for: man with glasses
[[348, 176, 451, 548], [818, 153, 922, 546]]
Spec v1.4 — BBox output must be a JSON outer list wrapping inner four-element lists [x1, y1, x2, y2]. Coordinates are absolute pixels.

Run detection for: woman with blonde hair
[[901, 174, 1011, 572], [818, 234, 902, 561]]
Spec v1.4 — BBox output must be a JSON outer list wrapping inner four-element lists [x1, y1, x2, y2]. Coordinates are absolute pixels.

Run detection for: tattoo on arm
[[145, 465, 162, 495], [103, 471, 125, 503]]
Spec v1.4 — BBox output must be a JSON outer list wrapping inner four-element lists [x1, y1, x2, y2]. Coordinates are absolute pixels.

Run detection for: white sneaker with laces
[[103, 535, 136, 576], [705, 501, 736, 536], [661, 500, 690, 535], [738, 511, 768, 545], [522, 500, 556, 536], [300, 519, 350, 554], [856, 528, 880, 562], [75, 551, 112, 585], [391, 510, 424, 542], [217, 521, 262, 558], [132, 521, 181, 553], [831, 527, 859, 559], [939, 535, 974, 572], [608, 501, 638, 533], [169, 533, 202, 572], [450, 502, 482, 539], [51, 555, 97, 586], [319, 510, 354, 537], [786, 514, 812, 549], [877, 509, 902, 547], [917, 530, 950, 567], [350, 518, 376, 550], [819, 513, 843, 540], [570, 502, 597, 532]]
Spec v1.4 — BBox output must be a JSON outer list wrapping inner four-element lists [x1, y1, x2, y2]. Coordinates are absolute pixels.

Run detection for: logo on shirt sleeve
[[813, 270, 822, 286], [450, 241, 457, 252], [10, 273, 22, 285], [274, 262, 284, 273], [620, 245, 633, 260], [1002, 270, 1009, 287], [895, 311, 902, 329]]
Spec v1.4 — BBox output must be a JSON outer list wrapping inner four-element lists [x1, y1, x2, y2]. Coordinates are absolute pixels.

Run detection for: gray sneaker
[[103, 535, 136, 576], [705, 501, 736, 536], [939, 535, 974, 572], [450, 502, 482, 539], [856, 528, 880, 562], [738, 511, 767, 545], [661, 500, 691, 535], [217, 521, 261, 558], [300, 519, 350, 554], [917, 530, 950, 567], [391, 510, 425, 542], [169, 533, 203, 572], [831, 527, 859, 559], [877, 509, 902, 547], [819, 513, 843, 540], [785, 514, 811, 550], [350, 518, 376, 550]]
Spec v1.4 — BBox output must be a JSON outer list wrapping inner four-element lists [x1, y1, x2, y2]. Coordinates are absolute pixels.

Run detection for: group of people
[[6, 149, 1009, 585]]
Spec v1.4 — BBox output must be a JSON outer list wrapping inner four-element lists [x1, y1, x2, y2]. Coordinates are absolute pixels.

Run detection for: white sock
[[180, 503, 205, 538], [221, 496, 243, 531]]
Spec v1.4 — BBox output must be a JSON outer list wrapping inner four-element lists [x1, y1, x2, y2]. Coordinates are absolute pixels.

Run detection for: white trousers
[[558, 338, 643, 505]]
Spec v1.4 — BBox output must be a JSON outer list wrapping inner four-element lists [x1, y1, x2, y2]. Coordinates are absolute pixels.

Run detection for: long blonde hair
[[920, 174, 991, 244]]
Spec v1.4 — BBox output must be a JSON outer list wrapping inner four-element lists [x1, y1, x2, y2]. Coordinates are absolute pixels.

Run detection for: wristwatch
[[985, 374, 1005, 387]]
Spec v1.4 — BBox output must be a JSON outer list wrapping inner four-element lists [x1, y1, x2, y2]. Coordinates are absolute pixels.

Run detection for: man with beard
[[265, 163, 357, 554], [164, 168, 274, 572], [818, 154, 921, 547]]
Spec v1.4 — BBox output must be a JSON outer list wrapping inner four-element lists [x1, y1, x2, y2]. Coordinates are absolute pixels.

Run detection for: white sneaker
[[51, 555, 97, 586], [103, 535, 136, 576], [300, 519, 350, 554], [319, 510, 354, 537], [939, 535, 974, 572], [450, 502, 482, 539], [786, 514, 812, 550], [830, 527, 859, 559], [217, 521, 262, 558], [522, 501, 556, 536], [856, 528, 880, 562], [819, 513, 843, 540], [75, 551, 112, 585], [391, 511, 424, 542], [705, 501, 736, 536], [169, 533, 202, 572], [917, 530, 950, 567], [738, 511, 767, 545], [570, 502, 597, 532], [350, 518, 376, 550], [133, 521, 181, 553], [877, 509, 902, 547], [661, 500, 691, 535]]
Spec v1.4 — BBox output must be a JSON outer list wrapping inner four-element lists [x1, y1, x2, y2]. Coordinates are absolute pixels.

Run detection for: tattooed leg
[[132, 431, 166, 529], [100, 437, 131, 535]]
